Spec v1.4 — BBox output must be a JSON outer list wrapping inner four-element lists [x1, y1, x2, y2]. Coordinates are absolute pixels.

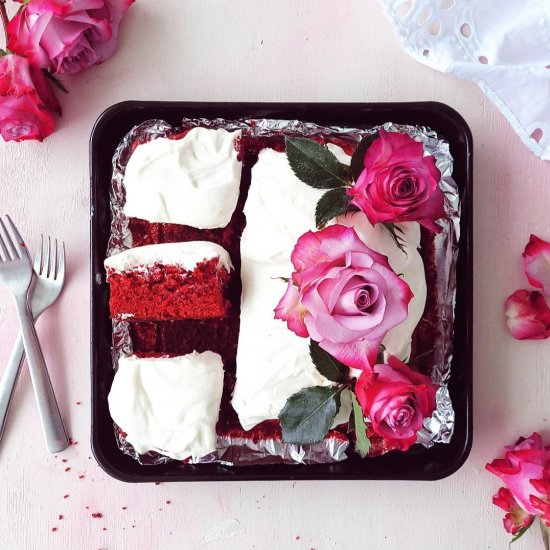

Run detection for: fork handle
[[14, 299, 69, 453], [0, 332, 26, 444]]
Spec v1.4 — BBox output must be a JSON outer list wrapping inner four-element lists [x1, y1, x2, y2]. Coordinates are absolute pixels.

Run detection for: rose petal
[[274, 281, 309, 338], [505, 289, 550, 340], [524, 235, 550, 296]]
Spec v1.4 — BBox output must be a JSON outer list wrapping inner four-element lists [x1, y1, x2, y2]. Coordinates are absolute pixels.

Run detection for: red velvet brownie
[[105, 241, 233, 321]]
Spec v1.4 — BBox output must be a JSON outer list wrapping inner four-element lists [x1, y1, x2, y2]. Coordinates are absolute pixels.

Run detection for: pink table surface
[[0, 1, 549, 549]]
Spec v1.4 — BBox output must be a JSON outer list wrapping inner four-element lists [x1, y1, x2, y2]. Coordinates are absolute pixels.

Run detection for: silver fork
[[0, 236, 68, 450], [0, 217, 68, 453]]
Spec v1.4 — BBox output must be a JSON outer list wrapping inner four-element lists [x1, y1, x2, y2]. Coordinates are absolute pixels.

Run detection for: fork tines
[[34, 236, 65, 280], [0, 215, 30, 263]]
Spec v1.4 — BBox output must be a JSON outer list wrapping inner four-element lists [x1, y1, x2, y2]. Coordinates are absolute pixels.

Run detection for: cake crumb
[[63, 494, 69, 499], [58, 515, 63, 520], [102, 528, 107, 531], [79, 475, 85, 479], [76, 401, 81, 405], [51, 527, 57, 532], [166, 500, 171, 505], [64, 467, 71, 472], [61, 459, 68, 463], [92, 513, 103, 519], [296, 536, 300, 540], [154, 481, 161, 485]]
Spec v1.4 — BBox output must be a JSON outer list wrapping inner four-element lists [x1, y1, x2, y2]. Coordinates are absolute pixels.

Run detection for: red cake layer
[[107, 258, 230, 320]]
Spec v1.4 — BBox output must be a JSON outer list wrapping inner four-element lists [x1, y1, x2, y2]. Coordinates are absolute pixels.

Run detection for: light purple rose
[[275, 225, 413, 370]]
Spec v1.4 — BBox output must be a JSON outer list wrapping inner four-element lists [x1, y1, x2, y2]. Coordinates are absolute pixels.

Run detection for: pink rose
[[504, 289, 550, 340], [7, 0, 134, 75], [0, 54, 61, 142], [523, 234, 550, 296], [486, 433, 550, 516], [530, 474, 550, 528], [354, 355, 438, 451], [274, 225, 413, 370], [348, 130, 445, 232], [492, 487, 535, 535]]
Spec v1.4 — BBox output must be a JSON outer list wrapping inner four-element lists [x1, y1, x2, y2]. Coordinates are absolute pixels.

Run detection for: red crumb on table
[[64, 467, 71, 472], [68, 438, 73, 445], [63, 494, 69, 499], [102, 528, 107, 531], [295, 536, 300, 540], [51, 527, 57, 532], [91, 513, 103, 519], [166, 500, 171, 505], [79, 475, 85, 479], [76, 401, 81, 405], [61, 459, 68, 463], [154, 482, 161, 485], [122, 506, 127, 510], [58, 515, 63, 520]]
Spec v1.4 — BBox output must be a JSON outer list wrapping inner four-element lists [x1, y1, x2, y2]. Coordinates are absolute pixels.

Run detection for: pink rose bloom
[[523, 234, 550, 296], [530, 475, 550, 528], [0, 54, 61, 142], [492, 487, 535, 535], [7, 0, 134, 75], [274, 225, 413, 370], [486, 433, 550, 516], [354, 356, 438, 451], [348, 130, 445, 232], [504, 289, 550, 340]]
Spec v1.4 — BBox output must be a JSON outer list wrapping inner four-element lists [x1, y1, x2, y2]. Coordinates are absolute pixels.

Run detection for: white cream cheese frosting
[[232, 146, 427, 431], [122, 128, 242, 229], [108, 352, 224, 460], [104, 241, 233, 274]]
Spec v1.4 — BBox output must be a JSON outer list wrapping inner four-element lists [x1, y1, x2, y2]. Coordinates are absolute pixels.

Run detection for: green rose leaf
[[351, 393, 371, 458], [309, 340, 348, 383], [540, 517, 549, 550], [382, 222, 408, 256], [350, 132, 379, 182], [315, 188, 351, 229], [286, 137, 350, 189], [280, 386, 341, 445]]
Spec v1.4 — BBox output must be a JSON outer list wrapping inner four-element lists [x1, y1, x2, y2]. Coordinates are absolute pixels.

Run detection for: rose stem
[[0, 0, 8, 47]]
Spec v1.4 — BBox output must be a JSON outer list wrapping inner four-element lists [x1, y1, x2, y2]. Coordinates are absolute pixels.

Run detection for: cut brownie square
[[105, 241, 233, 321]]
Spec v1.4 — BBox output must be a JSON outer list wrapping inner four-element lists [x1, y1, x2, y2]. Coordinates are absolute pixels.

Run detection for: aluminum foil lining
[[105, 116, 460, 465]]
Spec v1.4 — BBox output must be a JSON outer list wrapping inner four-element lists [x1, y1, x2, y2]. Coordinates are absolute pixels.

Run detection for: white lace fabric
[[378, 0, 550, 160]]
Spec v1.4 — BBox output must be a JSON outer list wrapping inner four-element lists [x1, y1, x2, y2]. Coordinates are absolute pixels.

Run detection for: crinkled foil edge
[[105, 117, 459, 466]]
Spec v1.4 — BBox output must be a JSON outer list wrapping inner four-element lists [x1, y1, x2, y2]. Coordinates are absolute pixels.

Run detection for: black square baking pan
[[90, 101, 473, 482]]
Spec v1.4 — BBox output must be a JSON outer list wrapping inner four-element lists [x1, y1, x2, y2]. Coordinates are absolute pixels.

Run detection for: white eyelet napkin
[[378, 0, 550, 160]]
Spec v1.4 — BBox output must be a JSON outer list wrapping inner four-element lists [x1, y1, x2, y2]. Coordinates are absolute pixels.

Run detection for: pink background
[[0, 1, 548, 548]]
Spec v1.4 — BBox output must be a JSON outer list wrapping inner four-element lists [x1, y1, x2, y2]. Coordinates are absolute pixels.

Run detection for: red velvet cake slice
[[105, 241, 233, 320]]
